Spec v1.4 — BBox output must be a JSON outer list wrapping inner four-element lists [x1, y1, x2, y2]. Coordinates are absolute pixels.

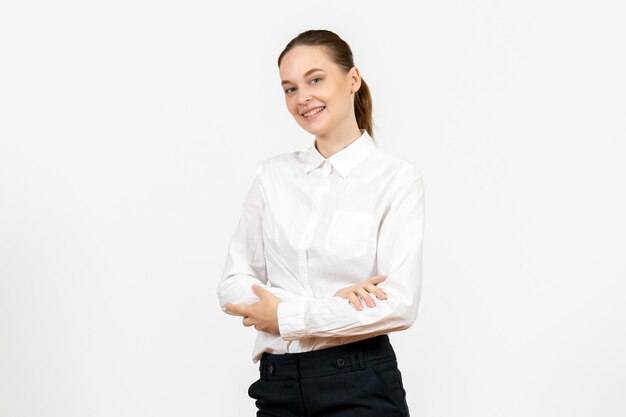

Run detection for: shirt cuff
[[277, 298, 308, 340]]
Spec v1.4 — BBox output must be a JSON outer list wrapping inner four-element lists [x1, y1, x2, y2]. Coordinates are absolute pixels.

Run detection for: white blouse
[[217, 129, 425, 364]]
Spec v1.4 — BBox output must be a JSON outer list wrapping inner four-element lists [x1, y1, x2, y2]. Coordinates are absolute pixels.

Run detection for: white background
[[1, 1, 625, 416]]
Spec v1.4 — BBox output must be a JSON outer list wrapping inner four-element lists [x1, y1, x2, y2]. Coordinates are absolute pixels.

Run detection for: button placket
[[298, 162, 331, 293]]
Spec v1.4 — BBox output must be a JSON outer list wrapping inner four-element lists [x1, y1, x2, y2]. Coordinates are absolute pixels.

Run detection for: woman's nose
[[296, 89, 311, 104]]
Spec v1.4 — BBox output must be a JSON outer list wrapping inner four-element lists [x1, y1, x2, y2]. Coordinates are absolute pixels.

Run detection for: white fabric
[[217, 129, 425, 364]]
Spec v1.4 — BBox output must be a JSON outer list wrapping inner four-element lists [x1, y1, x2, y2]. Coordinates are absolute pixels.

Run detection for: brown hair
[[277, 29, 375, 142]]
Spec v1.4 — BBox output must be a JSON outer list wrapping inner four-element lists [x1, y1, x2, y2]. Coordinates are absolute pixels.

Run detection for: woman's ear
[[349, 66, 361, 94]]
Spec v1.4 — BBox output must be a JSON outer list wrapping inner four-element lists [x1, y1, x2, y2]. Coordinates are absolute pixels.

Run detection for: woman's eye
[[284, 78, 321, 94]]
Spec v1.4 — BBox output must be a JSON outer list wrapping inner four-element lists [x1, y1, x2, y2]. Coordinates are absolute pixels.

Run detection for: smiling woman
[[217, 29, 424, 417], [277, 31, 375, 153]]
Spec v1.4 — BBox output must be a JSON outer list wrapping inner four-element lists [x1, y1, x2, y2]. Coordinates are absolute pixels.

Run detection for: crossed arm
[[224, 275, 389, 334]]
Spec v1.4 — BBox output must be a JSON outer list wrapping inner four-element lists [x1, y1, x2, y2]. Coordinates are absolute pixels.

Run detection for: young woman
[[217, 29, 425, 417]]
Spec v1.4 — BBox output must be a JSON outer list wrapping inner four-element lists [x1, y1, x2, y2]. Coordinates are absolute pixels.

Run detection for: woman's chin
[[299, 122, 327, 136]]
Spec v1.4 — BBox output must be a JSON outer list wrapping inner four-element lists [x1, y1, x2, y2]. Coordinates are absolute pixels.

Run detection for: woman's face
[[279, 45, 360, 137]]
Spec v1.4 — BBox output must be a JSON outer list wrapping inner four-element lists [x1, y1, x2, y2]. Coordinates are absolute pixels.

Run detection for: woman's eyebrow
[[281, 68, 325, 85]]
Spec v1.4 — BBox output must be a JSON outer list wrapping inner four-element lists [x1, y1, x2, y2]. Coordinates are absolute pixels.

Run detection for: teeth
[[303, 107, 324, 117]]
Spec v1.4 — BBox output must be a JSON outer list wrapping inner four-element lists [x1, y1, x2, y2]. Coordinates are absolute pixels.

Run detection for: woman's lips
[[302, 106, 326, 120]]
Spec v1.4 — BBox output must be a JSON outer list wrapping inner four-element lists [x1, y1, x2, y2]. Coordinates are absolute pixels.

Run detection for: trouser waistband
[[259, 334, 396, 381]]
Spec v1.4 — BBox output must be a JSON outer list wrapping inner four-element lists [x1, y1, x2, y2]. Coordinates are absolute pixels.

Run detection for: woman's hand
[[333, 275, 388, 311], [224, 285, 281, 335]]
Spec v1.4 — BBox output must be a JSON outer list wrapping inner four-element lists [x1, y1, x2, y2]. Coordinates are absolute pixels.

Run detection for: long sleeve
[[217, 161, 306, 315], [276, 167, 425, 339]]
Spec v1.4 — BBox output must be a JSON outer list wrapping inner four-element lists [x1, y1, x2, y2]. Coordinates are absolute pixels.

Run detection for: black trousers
[[248, 334, 411, 417]]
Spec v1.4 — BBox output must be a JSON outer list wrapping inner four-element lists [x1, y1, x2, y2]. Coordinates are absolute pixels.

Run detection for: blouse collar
[[304, 128, 377, 178]]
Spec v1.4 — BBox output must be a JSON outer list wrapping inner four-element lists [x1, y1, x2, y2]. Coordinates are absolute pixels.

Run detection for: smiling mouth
[[301, 106, 326, 118]]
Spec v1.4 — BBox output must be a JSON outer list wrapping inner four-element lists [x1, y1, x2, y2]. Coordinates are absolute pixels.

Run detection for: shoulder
[[257, 149, 306, 176], [369, 147, 424, 188]]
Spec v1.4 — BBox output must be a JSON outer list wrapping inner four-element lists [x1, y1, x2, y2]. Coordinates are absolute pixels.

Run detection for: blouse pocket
[[324, 210, 374, 259]]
